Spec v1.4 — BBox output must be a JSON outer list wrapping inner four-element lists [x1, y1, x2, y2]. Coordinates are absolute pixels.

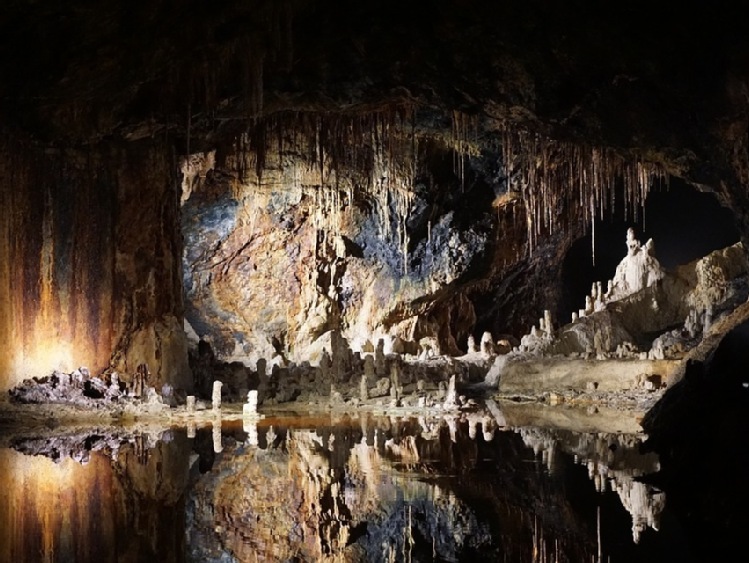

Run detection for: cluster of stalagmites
[[496, 229, 748, 370], [8, 364, 177, 411], [8, 326, 515, 413], [191, 330, 500, 412]]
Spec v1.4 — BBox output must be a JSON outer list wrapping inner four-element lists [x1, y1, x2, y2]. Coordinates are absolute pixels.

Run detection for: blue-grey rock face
[[178, 116, 510, 366]]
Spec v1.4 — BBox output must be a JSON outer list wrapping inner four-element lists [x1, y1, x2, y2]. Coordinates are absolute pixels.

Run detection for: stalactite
[[500, 127, 666, 258]]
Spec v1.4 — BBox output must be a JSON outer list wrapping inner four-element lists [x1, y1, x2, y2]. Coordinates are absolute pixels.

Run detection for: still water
[[0, 404, 736, 562]]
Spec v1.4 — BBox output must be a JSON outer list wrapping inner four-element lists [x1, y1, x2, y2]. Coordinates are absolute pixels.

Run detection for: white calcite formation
[[488, 231, 749, 391], [212, 380, 223, 411], [606, 228, 665, 302]]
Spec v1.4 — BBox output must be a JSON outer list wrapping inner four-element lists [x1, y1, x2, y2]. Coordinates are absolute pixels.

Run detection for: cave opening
[[559, 178, 740, 326]]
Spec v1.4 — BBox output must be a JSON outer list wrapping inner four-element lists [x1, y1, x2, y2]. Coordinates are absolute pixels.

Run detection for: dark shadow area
[[641, 320, 749, 562], [559, 179, 739, 323]]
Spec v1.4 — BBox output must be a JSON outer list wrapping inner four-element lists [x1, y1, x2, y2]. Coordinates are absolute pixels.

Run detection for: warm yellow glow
[[0, 449, 83, 563], [8, 339, 75, 390]]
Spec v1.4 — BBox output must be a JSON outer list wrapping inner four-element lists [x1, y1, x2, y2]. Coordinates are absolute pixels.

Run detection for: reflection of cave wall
[[0, 435, 192, 563], [560, 180, 740, 324]]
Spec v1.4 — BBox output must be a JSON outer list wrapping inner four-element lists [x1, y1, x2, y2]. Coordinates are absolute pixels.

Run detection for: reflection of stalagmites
[[187, 421, 196, 439], [467, 335, 479, 354], [480, 332, 495, 356], [265, 426, 277, 448], [482, 417, 495, 442], [437, 381, 446, 401], [212, 381, 223, 411], [416, 379, 426, 393], [212, 423, 223, 453], [359, 375, 369, 401], [447, 416, 457, 442], [243, 421, 258, 446]]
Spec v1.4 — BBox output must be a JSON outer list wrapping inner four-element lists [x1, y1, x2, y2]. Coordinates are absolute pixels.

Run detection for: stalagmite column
[[364, 355, 376, 385], [212, 381, 223, 411], [444, 374, 457, 407], [480, 332, 495, 356], [243, 390, 258, 416]]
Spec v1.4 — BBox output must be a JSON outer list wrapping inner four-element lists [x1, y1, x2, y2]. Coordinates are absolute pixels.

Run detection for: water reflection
[[0, 409, 669, 562]]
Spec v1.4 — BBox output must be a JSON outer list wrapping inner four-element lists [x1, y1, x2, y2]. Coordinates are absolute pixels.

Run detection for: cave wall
[[0, 137, 191, 392], [181, 113, 508, 364]]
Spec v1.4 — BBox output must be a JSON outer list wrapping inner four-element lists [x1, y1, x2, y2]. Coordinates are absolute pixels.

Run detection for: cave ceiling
[[2, 1, 746, 172]]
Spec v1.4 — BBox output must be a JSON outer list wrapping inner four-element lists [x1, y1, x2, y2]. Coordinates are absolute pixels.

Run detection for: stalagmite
[[364, 354, 376, 385], [375, 339, 387, 376], [444, 374, 457, 407], [319, 350, 331, 383], [480, 332, 495, 357], [467, 335, 479, 354], [243, 389, 258, 416], [256, 358, 269, 404], [186, 395, 196, 412], [212, 381, 223, 412], [359, 375, 369, 401], [243, 420, 259, 446], [543, 310, 553, 336]]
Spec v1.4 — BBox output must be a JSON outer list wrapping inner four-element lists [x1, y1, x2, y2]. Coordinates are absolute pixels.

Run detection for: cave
[[1, 2, 749, 561]]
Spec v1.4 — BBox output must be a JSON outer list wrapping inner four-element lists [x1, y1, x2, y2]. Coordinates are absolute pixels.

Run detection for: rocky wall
[[181, 115, 511, 366], [0, 136, 191, 392]]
